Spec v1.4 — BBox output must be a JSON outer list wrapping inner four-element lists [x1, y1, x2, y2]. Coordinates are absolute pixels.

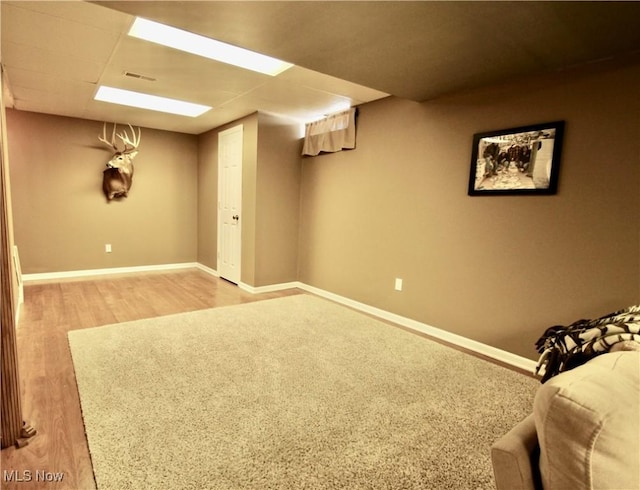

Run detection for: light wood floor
[[0, 269, 301, 490]]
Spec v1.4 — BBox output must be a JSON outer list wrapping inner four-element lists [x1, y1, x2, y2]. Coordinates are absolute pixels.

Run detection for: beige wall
[[1, 67, 19, 315], [298, 59, 640, 360], [254, 112, 301, 287], [196, 120, 218, 271], [7, 110, 198, 273], [197, 112, 300, 287], [241, 115, 259, 286]]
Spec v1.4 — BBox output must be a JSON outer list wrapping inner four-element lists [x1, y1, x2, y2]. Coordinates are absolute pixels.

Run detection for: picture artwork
[[468, 121, 565, 195]]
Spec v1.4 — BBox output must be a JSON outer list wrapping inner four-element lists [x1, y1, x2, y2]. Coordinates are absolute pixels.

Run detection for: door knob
[[232, 215, 239, 221]]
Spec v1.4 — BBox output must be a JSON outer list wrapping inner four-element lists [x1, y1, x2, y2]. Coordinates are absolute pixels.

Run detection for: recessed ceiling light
[[95, 86, 211, 117], [128, 17, 294, 77]]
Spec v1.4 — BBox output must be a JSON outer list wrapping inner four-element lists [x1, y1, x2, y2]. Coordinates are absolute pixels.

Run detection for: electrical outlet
[[105, 244, 112, 253], [394, 278, 403, 291]]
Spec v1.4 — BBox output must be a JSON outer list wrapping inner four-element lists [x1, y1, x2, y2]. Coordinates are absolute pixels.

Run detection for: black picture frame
[[468, 121, 565, 196]]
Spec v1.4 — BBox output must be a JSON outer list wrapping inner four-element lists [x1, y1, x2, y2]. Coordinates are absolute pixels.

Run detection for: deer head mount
[[98, 122, 141, 201]]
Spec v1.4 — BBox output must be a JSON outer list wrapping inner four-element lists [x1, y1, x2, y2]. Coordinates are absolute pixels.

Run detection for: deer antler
[[98, 123, 141, 153], [98, 122, 119, 151], [116, 124, 141, 153]]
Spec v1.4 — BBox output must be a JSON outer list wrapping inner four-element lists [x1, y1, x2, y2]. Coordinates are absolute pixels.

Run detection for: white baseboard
[[296, 282, 537, 375], [18, 262, 536, 374], [15, 279, 23, 327], [239, 281, 300, 294], [195, 263, 219, 277], [22, 262, 199, 282], [194, 264, 295, 294], [13, 245, 23, 326]]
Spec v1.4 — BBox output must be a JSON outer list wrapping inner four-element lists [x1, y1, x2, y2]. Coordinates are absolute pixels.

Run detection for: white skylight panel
[[128, 17, 294, 77], [95, 86, 211, 117]]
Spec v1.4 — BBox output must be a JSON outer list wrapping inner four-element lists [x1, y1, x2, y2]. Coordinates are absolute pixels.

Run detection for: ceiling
[[2, 1, 640, 135]]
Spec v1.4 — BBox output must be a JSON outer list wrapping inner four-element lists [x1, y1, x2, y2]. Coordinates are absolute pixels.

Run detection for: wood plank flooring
[[0, 269, 300, 490]]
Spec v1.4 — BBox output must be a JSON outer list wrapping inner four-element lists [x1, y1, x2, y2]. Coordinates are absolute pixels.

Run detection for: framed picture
[[468, 121, 565, 195]]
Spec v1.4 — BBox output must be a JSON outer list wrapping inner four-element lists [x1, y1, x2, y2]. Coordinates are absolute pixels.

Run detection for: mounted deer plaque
[[98, 123, 141, 201]]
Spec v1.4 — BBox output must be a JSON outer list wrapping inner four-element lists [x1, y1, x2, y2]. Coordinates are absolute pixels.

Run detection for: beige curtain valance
[[302, 108, 357, 156]]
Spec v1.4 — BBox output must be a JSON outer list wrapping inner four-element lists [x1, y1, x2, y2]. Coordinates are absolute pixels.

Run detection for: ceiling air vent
[[123, 71, 156, 82]]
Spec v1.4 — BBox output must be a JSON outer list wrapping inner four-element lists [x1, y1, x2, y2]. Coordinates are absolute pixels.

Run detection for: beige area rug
[[68, 294, 538, 490]]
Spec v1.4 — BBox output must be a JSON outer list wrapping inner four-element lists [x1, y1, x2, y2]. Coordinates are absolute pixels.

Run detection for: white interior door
[[217, 125, 243, 284]]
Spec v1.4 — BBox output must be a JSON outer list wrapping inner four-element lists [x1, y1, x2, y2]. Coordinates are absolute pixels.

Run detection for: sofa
[[491, 349, 640, 490]]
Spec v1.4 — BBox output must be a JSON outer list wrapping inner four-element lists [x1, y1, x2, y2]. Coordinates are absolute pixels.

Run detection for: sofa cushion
[[534, 351, 639, 490]]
